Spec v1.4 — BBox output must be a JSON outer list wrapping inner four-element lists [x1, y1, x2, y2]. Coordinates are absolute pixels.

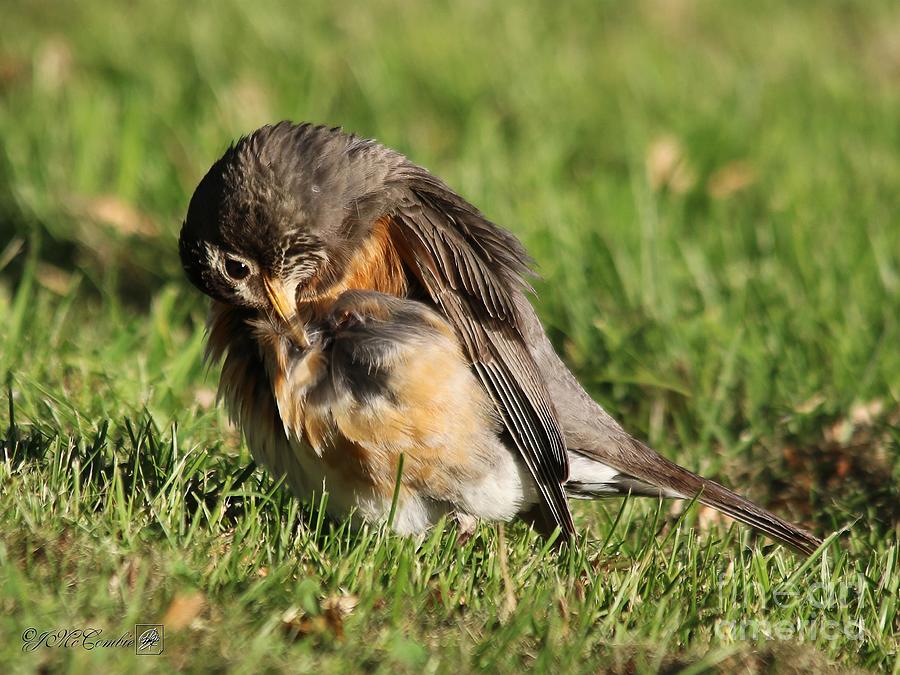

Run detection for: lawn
[[1, 0, 898, 672]]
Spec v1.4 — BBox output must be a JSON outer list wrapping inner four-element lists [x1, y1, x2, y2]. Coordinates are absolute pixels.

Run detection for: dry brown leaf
[[825, 418, 852, 445], [641, 0, 695, 33], [225, 77, 272, 130], [193, 387, 217, 411], [280, 606, 301, 624], [36, 37, 73, 91], [281, 597, 354, 642], [850, 399, 884, 426], [666, 501, 729, 534], [696, 505, 726, 532], [36, 262, 74, 295], [865, 20, 900, 84], [322, 608, 345, 640], [73, 195, 158, 238], [162, 592, 206, 631], [321, 594, 358, 641], [281, 607, 326, 641], [646, 135, 695, 194], [707, 161, 756, 199], [824, 400, 885, 444], [795, 394, 826, 415], [321, 593, 359, 617]]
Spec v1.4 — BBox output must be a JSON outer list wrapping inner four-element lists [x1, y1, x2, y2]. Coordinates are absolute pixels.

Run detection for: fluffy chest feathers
[[205, 295, 534, 533], [249, 308, 503, 495]]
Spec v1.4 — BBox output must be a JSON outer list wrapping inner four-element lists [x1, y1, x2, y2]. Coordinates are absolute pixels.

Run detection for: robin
[[247, 290, 537, 534], [180, 121, 822, 554]]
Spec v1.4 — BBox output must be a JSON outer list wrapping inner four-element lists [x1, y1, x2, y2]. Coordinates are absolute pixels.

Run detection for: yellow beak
[[262, 275, 310, 349]]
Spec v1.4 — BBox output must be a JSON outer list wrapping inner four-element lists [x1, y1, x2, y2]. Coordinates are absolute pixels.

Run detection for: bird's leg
[[453, 512, 479, 546]]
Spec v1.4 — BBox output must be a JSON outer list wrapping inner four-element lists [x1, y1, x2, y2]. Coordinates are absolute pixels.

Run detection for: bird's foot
[[453, 512, 478, 546]]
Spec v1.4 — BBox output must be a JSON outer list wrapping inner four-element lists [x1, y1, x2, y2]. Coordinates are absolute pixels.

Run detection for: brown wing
[[386, 168, 575, 539]]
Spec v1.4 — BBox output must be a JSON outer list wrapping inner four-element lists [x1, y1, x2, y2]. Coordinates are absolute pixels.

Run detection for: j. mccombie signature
[[21, 625, 164, 655]]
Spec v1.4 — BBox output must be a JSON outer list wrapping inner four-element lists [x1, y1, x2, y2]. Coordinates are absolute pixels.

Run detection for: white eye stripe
[[204, 242, 222, 266]]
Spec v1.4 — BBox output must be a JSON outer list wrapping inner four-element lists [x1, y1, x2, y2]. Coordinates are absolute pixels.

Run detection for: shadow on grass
[[0, 149, 188, 309]]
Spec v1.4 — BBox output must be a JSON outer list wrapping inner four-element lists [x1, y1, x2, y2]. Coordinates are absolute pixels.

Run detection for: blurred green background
[[1, 0, 898, 672]]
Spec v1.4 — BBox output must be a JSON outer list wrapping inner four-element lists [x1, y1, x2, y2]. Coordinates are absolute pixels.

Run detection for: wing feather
[[386, 174, 575, 538]]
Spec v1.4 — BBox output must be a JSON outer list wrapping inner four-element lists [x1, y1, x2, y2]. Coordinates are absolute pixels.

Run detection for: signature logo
[[21, 625, 164, 655], [134, 625, 164, 655]]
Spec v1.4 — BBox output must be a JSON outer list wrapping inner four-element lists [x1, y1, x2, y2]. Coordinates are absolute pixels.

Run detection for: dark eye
[[224, 258, 250, 281]]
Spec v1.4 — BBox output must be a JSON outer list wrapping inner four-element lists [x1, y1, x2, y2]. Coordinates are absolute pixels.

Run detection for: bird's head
[[178, 122, 399, 343]]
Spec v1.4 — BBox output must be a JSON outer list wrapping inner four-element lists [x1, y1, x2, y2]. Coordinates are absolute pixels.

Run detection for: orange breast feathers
[[298, 216, 409, 320], [251, 291, 504, 497]]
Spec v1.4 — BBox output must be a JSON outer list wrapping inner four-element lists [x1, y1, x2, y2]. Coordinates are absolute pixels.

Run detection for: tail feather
[[570, 438, 823, 556]]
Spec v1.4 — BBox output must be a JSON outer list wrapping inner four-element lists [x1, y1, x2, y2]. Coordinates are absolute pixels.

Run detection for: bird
[[246, 289, 539, 534], [179, 120, 823, 555]]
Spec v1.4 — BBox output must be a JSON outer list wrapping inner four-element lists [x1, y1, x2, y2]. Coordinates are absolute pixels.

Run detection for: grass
[[1, 0, 899, 671]]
